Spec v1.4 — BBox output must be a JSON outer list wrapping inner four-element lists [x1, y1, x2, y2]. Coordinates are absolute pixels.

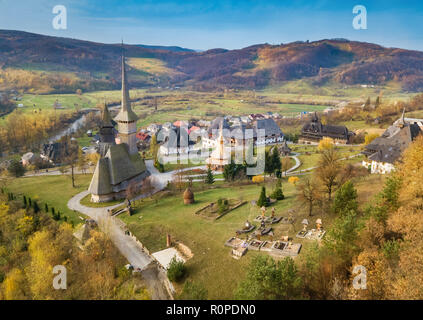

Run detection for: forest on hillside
[[3, 30, 423, 93]]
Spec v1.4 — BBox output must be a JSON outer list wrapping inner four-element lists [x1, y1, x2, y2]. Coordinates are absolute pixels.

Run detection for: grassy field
[[2, 84, 417, 132], [7, 174, 92, 225], [2, 151, 385, 299], [291, 144, 363, 171], [120, 179, 298, 299], [1, 88, 333, 129], [119, 171, 384, 299], [262, 79, 414, 103]]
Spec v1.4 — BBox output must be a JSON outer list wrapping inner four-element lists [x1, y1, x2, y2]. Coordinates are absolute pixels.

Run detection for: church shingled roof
[[89, 144, 147, 195], [255, 118, 283, 137], [101, 102, 114, 128], [301, 113, 349, 140], [88, 157, 112, 195], [364, 119, 422, 164]]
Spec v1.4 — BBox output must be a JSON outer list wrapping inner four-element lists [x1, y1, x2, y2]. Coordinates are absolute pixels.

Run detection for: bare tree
[[297, 178, 320, 217], [141, 176, 155, 196], [172, 164, 186, 192], [126, 181, 139, 200], [281, 157, 291, 177], [315, 148, 342, 201], [61, 136, 79, 188]]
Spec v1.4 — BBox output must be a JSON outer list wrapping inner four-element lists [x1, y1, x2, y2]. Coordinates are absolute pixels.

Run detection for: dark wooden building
[[299, 112, 353, 144]]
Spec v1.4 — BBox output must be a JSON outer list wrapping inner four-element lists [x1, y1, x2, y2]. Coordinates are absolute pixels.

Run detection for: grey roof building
[[363, 111, 422, 165], [300, 112, 353, 144], [207, 117, 231, 137], [89, 52, 149, 203], [254, 118, 283, 138]]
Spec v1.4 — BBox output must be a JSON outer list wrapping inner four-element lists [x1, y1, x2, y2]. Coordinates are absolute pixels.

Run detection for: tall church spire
[[114, 44, 139, 155], [101, 100, 113, 127], [114, 47, 138, 123]]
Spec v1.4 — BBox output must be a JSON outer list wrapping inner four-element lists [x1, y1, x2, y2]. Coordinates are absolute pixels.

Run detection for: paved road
[[68, 190, 154, 270]]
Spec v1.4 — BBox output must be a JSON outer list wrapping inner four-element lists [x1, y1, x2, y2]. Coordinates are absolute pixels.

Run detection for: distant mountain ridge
[[1, 30, 423, 93], [136, 44, 196, 52]]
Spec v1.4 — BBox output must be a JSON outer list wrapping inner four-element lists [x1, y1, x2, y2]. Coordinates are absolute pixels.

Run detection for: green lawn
[[119, 171, 383, 299], [7, 174, 92, 225], [3, 157, 384, 299], [80, 193, 123, 208], [120, 179, 303, 299], [292, 145, 363, 171]]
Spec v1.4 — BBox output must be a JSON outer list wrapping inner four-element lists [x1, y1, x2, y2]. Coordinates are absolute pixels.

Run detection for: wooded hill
[[2, 30, 423, 93]]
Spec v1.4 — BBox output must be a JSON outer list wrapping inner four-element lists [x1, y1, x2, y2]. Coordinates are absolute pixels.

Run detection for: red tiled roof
[[136, 132, 151, 141]]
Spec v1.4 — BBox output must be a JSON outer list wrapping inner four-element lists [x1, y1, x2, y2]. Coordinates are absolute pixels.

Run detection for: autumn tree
[[2, 268, 28, 300], [281, 157, 291, 177], [364, 133, 380, 145], [315, 148, 342, 201], [60, 136, 79, 187], [297, 178, 320, 216], [318, 137, 334, 152], [126, 181, 139, 200], [77, 148, 89, 174], [140, 176, 155, 196], [348, 136, 423, 299]]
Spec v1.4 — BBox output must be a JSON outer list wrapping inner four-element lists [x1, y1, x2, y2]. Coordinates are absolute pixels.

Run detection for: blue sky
[[1, 0, 423, 51]]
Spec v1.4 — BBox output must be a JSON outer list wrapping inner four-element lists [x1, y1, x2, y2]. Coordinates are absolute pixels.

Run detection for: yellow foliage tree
[[2, 268, 27, 300], [288, 176, 299, 185], [350, 136, 423, 299], [364, 133, 380, 145], [252, 175, 264, 183], [26, 224, 74, 299], [318, 137, 334, 151]]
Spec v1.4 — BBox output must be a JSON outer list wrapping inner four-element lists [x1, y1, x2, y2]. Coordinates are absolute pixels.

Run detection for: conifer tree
[[257, 186, 268, 207], [332, 181, 358, 215], [205, 167, 215, 184]]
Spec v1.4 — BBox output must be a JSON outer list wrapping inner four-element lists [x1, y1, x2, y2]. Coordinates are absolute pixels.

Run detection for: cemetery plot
[[235, 221, 256, 235], [224, 237, 246, 248], [225, 237, 302, 258], [253, 215, 287, 224], [231, 246, 248, 260], [247, 239, 266, 251], [296, 229, 326, 240], [195, 199, 246, 220], [270, 241, 302, 257]]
